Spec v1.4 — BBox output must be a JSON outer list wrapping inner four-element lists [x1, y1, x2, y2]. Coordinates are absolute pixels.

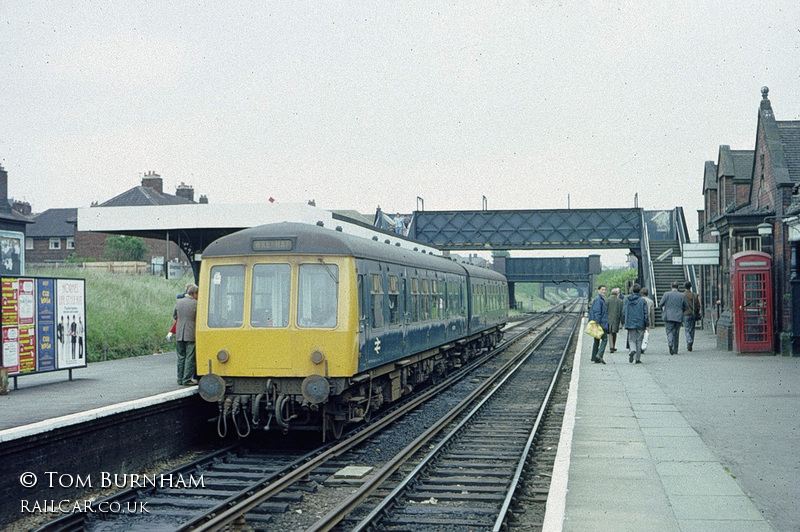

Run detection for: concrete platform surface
[[0, 352, 193, 434], [545, 324, 799, 532]]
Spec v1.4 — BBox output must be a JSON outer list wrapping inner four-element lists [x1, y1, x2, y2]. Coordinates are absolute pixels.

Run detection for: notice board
[[0, 276, 87, 375]]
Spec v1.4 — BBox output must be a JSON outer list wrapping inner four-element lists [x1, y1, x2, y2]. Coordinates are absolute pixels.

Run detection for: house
[[74, 172, 204, 264], [24, 208, 78, 263], [700, 87, 800, 355], [23, 171, 205, 267]]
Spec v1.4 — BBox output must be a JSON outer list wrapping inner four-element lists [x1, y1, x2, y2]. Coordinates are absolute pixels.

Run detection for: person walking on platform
[[623, 284, 649, 363], [174, 283, 199, 386], [683, 281, 701, 352], [640, 286, 655, 353], [589, 285, 609, 364], [606, 287, 624, 353], [659, 281, 689, 355]]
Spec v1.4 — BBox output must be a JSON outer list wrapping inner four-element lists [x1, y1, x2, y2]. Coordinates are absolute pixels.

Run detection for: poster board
[[0, 230, 24, 276], [0, 276, 86, 376]]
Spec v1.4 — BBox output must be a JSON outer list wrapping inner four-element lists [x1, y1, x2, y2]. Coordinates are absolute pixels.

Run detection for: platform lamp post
[[706, 223, 721, 333]]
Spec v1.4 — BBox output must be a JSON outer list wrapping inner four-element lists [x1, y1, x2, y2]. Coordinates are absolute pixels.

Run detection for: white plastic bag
[[641, 330, 649, 352]]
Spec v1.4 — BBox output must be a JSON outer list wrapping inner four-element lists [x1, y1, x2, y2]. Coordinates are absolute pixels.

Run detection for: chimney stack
[[175, 182, 195, 202], [0, 165, 10, 213], [141, 171, 163, 195], [12, 200, 31, 216], [199, 195, 209, 204]]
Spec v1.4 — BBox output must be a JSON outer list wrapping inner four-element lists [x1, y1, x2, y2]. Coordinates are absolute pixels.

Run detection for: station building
[[699, 87, 800, 355]]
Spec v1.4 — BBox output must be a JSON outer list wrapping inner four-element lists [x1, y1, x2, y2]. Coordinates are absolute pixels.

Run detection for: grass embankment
[[30, 267, 191, 362]]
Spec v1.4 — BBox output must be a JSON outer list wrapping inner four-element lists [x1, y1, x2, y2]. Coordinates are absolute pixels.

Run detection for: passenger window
[[388, 275, 400, 325], [371, 273, 384, 328], [421, 279, 430, 320], [298, 263, 339, 328], [430, 279, 439, 319], [411, 278, 420, 322], [251, 264, 290, 327], [208, 265, 245, 328]]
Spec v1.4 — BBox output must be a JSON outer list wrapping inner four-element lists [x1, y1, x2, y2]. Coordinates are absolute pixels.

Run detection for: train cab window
[[208, 265, 245, 328], [298, 263, 339, 328], [370, 273, 384, 328], [251, 264, 291, 327], [388, 275, 400, 325]]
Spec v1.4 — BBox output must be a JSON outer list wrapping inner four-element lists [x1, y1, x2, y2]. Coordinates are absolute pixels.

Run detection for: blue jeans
[[683, 315, 696, 347], [628, 328, 645, 361]]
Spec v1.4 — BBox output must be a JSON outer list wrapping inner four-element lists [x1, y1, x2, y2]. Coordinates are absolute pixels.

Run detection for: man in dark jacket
[[606, 288, 624, 352], [588, 285, 609, 364], [623, 284, 649, 363], [683, 281, 701, 351], [659, 281, 689, 355]]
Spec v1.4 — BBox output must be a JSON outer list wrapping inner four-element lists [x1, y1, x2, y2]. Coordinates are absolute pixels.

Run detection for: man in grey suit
[[658, 281, 689, 355], [174, 283, 199, 385]]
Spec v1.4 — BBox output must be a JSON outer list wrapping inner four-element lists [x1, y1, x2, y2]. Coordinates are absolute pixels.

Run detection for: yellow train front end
[[195, 253, 359, 437]]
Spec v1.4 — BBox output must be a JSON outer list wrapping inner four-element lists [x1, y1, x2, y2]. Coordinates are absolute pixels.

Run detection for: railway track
[[309, 304, 579, 531], [33, 302, 580, 532]]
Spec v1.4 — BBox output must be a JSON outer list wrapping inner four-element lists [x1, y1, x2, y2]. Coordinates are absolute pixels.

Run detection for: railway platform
[[0, 351, 194, 437], [546, 324, 799, 532], [1, 326, 797, 531]]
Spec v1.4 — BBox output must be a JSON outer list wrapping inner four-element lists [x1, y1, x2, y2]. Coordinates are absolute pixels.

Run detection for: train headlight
[[310, 349, 325, 365], [301, 374, 330, 404], [216, 349, 230, 363]]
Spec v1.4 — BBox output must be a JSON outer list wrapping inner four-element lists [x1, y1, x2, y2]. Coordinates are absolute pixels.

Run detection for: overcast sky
[[3, 2, 799, 232]]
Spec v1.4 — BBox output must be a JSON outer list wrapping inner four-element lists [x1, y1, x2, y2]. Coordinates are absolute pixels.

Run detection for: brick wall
[[25, 238, 71, 263], [73, 232, 186, 264]]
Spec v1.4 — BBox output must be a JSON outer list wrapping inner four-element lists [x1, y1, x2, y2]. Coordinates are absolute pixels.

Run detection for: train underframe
[[204, 327, 504, 440]]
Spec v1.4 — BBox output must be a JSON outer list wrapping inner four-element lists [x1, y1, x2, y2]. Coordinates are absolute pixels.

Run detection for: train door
[[357, 271, 368, 369], [401, 274, 409, 356], [731, 251, 773, 353]]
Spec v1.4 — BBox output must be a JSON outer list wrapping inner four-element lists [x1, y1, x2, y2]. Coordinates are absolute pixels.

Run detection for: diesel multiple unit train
[[196, 222, 508, 439]]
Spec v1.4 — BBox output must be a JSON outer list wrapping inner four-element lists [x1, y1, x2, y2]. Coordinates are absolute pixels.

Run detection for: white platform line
[[0, 388, 196, 443]]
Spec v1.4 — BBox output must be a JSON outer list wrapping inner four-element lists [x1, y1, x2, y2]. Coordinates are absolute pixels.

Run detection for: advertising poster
[[18, 325, 35, 373], [2, 326, 19, 374], [36, 278, 56, 372], [16, 278, 36, 373], [0, 231, 24, 276], [1, 278, 19, 373], [56, 279, 86, 369]]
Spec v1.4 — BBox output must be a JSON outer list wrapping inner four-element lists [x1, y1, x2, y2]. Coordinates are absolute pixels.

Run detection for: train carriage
[[196, 222, 507, 439]]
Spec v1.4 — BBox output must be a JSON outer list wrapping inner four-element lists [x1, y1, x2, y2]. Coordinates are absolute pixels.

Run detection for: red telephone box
[[731, 251, 773, 353]]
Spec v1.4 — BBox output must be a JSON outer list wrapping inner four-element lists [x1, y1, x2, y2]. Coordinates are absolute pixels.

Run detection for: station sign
[[671, 243, 719, 265]]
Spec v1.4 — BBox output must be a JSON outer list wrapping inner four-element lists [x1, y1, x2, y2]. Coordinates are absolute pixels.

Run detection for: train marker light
[[311, 350, 325, 364]]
